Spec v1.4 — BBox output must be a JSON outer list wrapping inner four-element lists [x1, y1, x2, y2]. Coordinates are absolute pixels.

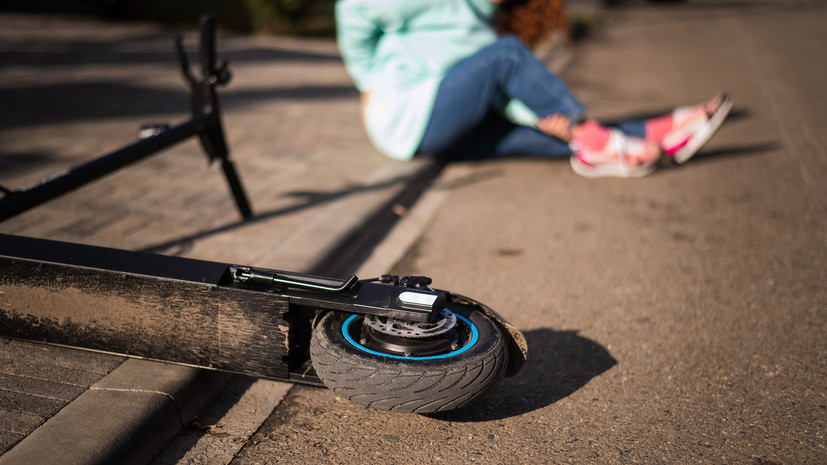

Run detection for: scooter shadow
[[428, 328, 617, 422]]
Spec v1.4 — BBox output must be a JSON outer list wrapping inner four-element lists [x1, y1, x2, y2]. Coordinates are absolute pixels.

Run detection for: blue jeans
[[417, 36, 645, 159]]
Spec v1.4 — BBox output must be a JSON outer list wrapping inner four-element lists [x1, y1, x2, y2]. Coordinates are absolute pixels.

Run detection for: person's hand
[[537, 113, 573, 141], [360, 92, 372, 125]]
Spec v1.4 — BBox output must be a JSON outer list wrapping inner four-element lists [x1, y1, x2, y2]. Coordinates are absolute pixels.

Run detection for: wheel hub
[[364, 309, 457, 338], [360, 309, 460, 357]]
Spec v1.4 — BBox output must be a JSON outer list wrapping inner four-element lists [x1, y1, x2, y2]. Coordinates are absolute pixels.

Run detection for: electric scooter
[[0, 16, 525, 414]]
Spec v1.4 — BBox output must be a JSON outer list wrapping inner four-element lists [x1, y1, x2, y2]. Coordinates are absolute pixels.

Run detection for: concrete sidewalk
[[0, 12, 434, 464]]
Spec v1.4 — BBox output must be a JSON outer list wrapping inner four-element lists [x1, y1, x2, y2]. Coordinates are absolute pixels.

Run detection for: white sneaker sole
[[673, 94, 733, 164], [569, 155, 657, 178]]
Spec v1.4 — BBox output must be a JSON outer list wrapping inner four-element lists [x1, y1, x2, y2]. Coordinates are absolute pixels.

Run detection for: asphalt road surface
[[227, 1, 825, 464]]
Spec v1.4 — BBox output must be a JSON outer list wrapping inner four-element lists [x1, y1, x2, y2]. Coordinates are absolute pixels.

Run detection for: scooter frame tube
[[0, 15, 252, 223]]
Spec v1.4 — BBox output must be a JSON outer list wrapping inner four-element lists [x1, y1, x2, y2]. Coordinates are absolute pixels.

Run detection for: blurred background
[[0, 0, 610, 40], [1, 0, 339, 36]]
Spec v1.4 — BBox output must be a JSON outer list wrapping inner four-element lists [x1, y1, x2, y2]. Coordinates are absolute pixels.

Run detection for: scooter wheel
[[309, 303, 508, 413]]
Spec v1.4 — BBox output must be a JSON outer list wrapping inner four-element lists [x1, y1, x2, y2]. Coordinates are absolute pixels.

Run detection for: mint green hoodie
[[336, 0, 536, 160]]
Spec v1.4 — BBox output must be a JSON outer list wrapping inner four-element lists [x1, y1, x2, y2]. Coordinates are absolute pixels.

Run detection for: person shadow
[[429, 328, 617, 422]]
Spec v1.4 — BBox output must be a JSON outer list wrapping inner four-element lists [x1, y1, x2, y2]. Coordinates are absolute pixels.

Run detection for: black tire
[[309, 304, 508, 413]]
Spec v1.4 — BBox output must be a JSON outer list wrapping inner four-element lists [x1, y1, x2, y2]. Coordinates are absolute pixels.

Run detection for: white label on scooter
[[398, 291, 438, 308]]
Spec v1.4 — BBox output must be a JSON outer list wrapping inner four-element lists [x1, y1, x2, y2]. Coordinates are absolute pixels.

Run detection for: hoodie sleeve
[[335, 0, 386, 91]]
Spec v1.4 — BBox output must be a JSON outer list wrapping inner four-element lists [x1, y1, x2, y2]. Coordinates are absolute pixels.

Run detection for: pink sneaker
[[661, 93, 733, 164], [570, 128, 661, 178]]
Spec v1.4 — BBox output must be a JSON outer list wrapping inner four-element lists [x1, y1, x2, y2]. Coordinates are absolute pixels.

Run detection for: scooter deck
[[0, 234, 448, 385], [0, 234, 307, 382]]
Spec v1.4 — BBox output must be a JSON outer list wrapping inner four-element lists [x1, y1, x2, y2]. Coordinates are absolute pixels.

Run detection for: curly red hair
[[496, 0, 570, 49]]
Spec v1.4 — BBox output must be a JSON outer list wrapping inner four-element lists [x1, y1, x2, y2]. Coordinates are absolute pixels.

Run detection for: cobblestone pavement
[[0, 13, 425, 269]]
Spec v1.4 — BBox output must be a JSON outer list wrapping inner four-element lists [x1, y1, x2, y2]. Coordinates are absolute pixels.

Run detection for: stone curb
[[0, 359, 232, 465]]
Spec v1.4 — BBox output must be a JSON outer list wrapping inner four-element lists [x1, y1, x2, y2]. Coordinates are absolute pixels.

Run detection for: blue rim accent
[[342, 313, 479, 360]]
